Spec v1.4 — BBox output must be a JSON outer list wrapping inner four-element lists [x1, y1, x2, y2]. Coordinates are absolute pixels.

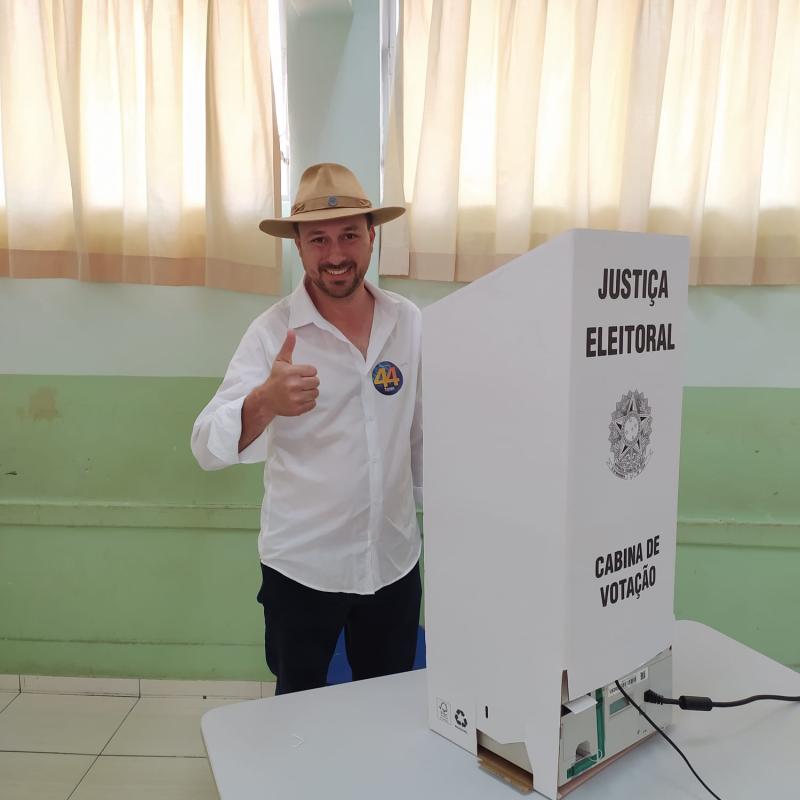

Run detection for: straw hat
[[258, 163, 406, 239]]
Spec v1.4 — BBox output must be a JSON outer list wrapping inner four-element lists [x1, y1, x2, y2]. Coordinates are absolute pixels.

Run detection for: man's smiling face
[[295, 215, 376, 300]]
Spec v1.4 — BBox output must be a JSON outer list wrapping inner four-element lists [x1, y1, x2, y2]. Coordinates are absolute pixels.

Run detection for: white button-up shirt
[[191, 280, 422, 594]]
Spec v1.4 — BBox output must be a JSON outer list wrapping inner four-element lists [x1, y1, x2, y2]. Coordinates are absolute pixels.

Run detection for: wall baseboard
[[0, 673, 277, 698], [4, 499, 799, 542], [0, 500, 260, 531]]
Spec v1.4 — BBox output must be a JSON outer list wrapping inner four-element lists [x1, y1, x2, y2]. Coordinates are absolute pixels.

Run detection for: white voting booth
[[422, 229, 689, 798]]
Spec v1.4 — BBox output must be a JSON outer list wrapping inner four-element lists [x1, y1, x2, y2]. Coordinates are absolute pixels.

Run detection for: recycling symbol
[[455, 709, 468, 728]]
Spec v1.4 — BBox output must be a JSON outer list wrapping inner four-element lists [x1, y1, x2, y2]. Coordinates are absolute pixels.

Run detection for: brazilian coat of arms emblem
[[608, 391, 652, 479]]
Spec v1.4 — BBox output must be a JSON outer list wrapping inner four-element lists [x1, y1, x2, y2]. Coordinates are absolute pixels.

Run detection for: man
[[191, 163, 422, 695]]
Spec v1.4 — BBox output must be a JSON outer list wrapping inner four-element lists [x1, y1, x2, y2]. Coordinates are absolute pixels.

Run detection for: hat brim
[[258, 205, 405, 239]]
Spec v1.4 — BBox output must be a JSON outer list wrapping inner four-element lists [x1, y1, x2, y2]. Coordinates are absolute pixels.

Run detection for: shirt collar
[[288, 277, 400, 332], [288, 278, 320, 329]]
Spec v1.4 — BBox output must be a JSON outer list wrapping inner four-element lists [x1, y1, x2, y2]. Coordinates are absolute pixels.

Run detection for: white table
[[202, 621, 800, 799]]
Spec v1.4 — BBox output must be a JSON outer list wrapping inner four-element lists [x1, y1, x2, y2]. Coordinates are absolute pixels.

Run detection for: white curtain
[[381, 0, 800, 285], [0, 0, 282, 294]]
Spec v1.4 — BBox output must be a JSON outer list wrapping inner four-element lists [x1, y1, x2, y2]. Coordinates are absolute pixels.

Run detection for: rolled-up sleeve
[[191, 322, 273, 471]]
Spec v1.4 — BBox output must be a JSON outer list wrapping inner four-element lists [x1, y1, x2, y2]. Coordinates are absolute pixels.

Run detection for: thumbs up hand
[[260, 330, 320, 417], [239, 330, 319, 451], [274, 328, 297, 364]]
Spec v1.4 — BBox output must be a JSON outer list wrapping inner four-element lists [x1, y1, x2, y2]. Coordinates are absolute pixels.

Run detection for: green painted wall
[[0, 376, 265, 679], [674, 388, 800, 670], [1, 376, 798, 678]]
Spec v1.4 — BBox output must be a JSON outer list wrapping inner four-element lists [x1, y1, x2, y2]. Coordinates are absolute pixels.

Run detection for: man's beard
[[313, 260, 365, 298]]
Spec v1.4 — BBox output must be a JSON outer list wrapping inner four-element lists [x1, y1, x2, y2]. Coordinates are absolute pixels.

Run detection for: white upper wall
[[684, 285, 800, 389], [2, 276, 799, 388], [0, 278, 273, 378]]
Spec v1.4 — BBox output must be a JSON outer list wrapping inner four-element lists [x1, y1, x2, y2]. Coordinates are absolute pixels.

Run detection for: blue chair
[[326, 625, 427, 685]]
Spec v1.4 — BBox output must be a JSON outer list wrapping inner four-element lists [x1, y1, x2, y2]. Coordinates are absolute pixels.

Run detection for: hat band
[[292, 195, 372, 215]]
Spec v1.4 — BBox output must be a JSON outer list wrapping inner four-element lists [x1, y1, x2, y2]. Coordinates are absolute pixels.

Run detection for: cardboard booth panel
[[422, 230, 689, 799], [423, 233, 575, 796], [422, 232, 573, 748], [565, 230, 689, 698]]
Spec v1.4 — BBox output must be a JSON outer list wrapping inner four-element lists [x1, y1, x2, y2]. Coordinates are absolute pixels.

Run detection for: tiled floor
[[0, 677, 277, 799]]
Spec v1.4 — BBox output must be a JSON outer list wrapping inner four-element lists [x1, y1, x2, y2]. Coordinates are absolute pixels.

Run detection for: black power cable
[[644, 690, 800, 710], [613, 680, 723, 800]]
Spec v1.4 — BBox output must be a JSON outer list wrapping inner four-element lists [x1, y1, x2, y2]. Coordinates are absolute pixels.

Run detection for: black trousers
[[256, 561, 422, 695]]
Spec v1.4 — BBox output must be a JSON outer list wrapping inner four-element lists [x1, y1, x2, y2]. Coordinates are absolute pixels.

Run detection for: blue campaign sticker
[[372, 361, 404, 396]]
